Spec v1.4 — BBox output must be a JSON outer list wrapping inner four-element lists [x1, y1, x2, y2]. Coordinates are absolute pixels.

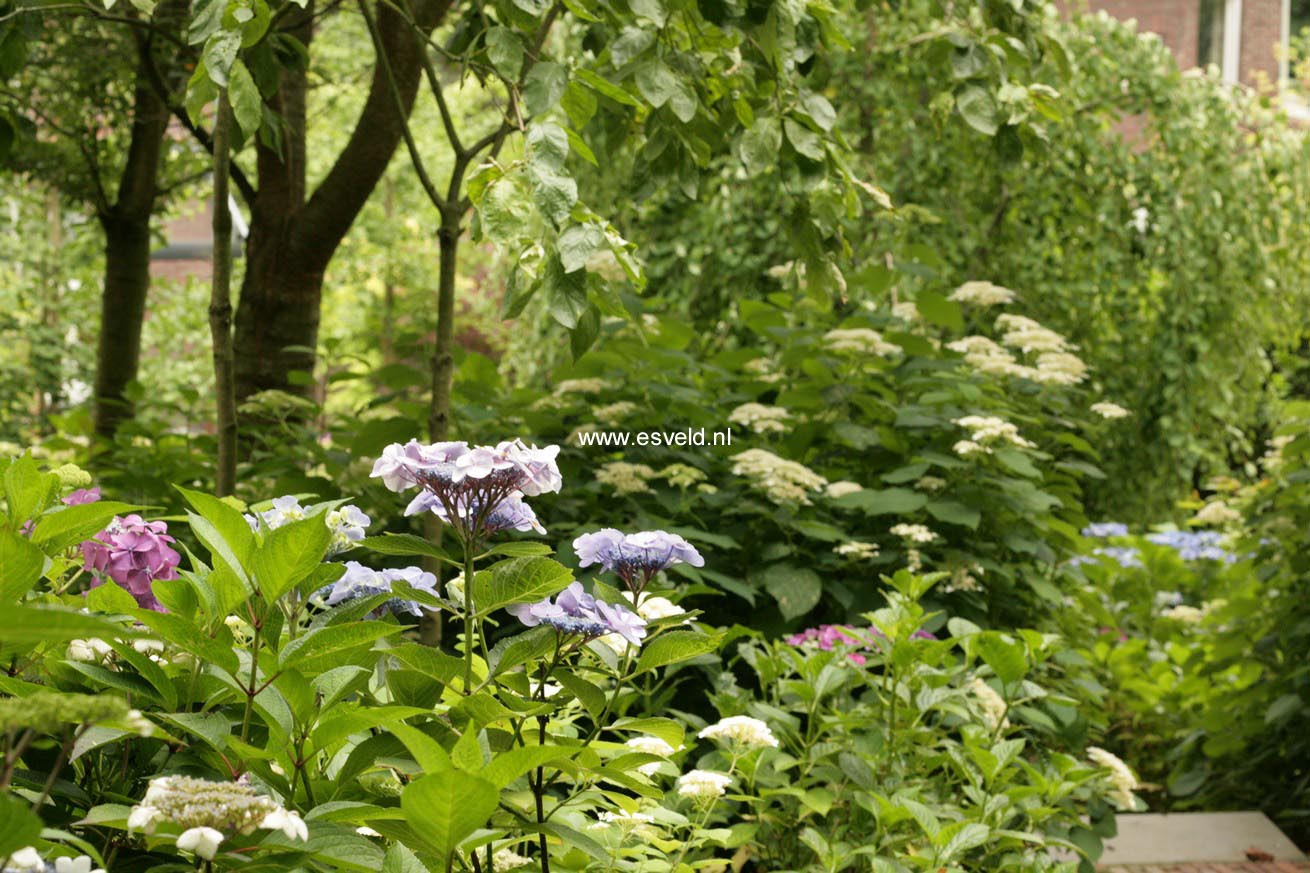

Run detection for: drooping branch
[[209, 92, 239, 495]]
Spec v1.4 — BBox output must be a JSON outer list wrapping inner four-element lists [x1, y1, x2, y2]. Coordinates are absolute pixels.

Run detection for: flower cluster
[[128, 776, 308, 859], [316, 561, 439, 617], [595, 461, 657, 496], [698, 715, 779, 749], [626, 736, 678, 775], [1068, 546, 1143, 569], [1082, 522, 1129, 538], [593, 401, 640, 427], [509, 581, 647, 645], [1145, 530, 1234, 562], [727, 402, 791, 435], [823, 327, 899, 356], [245, 496, 371, 555], [785, 623, 935, 665], [676, 769, 733, 802], [953, 415, 1035, 450], [4, 849, 105, 873], [574, 529, 703, 591], [730, 448, 827, 505], [554, 378, 611, 395], [949, 280, 1016, 306], [1090, 401, 1131, 420], [1086, 747, 1140, 809], [1160, 604, 1205, 624], [62, 487, 101, 506], [996, 314, 1069, 354], [890, 523, 936, 543], [1193, 500, 1241, 526], [825, 480, 862, 499], [371, 439, 560, 543], [966, 678, 1010, 732], [834, 541, 879, 561], [81, 515, 182, 612], [1032, 351, 1088, 385]]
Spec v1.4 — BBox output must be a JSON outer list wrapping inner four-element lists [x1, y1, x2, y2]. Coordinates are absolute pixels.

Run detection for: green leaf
[[177, 486, 255, 580], [934, 821, 991, 863], [574, 68, 639, 106], [486, 542, 553, 558], [485, 26, 523, 79], [570, 305, 601, 361], [784, 119, 825, 161], [0, 527, 44, 602], [0, 606, 134, 647], [737, 118, 781, 176], [975, 633, 1028, 686], [472, 556, 574, 615], [4, 455, 56, 525], [798, 90, 836, 131], [832, 487, 928, 516], [758, 563, 821, 620], [480, 744, 574, 788], [382, 843, 426, 873], [926, 501, 981, 529], [530, 168, 577, 226], [524, 62, 567, 115], [0, 792, 43, 857], [30, 501, 143, 552], [277, 622, 403, 674], [131, 610, 239, 675], [558, 223, 605, 273], [400, 772, 499, 862], [251, 514, 332, 601], [956, 85, 999, 136], [543, 254, 588, 327], [916, 291, 964, 331], [359, 533, 453, 563], [229, 60, 263, 139], [633, 630, 721, 674], [607, 716, 685, 749]]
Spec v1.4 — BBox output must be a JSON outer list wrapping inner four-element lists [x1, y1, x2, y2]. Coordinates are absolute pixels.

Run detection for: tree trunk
[[231, 0, 452, 404], [93, 215, 153, 436], [210, 93, 238, 496]]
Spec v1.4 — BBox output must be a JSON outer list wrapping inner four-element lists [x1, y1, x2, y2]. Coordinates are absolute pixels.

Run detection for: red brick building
[[1065, 0, 1304, 88]]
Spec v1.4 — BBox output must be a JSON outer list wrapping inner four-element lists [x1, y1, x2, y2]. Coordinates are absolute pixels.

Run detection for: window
[[1199, 0, 1226, 69]]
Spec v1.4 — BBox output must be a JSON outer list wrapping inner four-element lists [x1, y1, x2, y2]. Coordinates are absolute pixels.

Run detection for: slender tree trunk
[[93, 215, 153, 436], [209, 93, 238, 496]]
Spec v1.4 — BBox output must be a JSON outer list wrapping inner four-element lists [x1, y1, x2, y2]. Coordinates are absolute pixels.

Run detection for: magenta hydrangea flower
[[80, 515, 181, 612], [572, 529, 704, 591], [370, 439, 561, 543], [785, 623, 935, 665], [508, 581, 647, 645], [63, 487, 101, 506]]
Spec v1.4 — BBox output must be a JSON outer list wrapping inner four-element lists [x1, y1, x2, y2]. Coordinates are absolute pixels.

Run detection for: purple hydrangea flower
[[63, 487, 101, 506], [572, 529, 704, 591], [1082, 522, 1128, 538], [508, 581, 647, 644], [317, 561, 438, 617], [785, 623, 935, 665], [370, 439, 561, 543], [81, 515, 182, 612]]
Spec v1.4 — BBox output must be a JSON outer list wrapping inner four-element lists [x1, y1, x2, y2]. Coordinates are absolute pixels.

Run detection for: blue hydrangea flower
[[1094, 546, 1144, 568], [316, 561, 438, 617], [405, 492, 545, 535], [573, 529, 704, 591], [508, 581, 647, 645], [1145, 530, 1235, 562], [1082, 522, 1129, 538]]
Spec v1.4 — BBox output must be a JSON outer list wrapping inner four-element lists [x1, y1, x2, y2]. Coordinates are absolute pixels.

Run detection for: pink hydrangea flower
[[81, 515, 181, 612]]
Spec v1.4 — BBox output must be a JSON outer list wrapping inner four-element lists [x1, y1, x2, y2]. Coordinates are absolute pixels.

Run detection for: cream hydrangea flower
[[823, 328, 900, 356], [953, 415, 1034, 449], [949, 280, 1016, 306], [1193, 501, 1241, 526], [1087, 746, 1140, 809], [826, 480, 863, 499], [1091, 401, 1131, 420], [594, 401, 639, 427], [554, 378, 611, 395], [966, 678, 1010, 731], [731, 449, 827, 505], [890, 523, 937, 544], [996, 314, 1069, 353], [728, 403, 791, 434], [834, 541, 880, 561], [1032, 351, 1088, 385], [596, 462, 657, 496], [492, 849, 534, 870], [1160, 604, 1205, 624], [698, 715, 779, 749]]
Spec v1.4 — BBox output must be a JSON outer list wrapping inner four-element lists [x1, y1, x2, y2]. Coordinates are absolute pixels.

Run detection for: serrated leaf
[[251, 514, 331, 601], [485, 26, 523, 79], [472, 556, 573, 615], [757, 564, 821, 620], [400, 773, 499, 861], [633, 630, 720, 674], [277, 621, 402, 674]]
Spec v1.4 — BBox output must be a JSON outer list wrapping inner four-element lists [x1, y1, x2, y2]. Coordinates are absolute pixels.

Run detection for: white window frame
[[1222, 0, 1244, 82]]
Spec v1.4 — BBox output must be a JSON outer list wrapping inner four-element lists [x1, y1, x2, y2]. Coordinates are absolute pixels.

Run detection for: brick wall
[[1059, 0, 1283, 87]]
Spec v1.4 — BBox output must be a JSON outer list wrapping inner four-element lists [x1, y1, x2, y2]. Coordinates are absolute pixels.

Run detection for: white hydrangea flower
[[260, 807, 309, 841], [626, 736, 677, 775], [54, 856, 107, 873], [949, 280, 1016, 306], [224, 615, 254, 644], [594, 401, 640, 427], [7, 847, 45, 873], [66, 638, 114, 664], [492, 848, 534, 870], [356, 826, 381, 837], [892, 301, 920, 321], [176, 826, 225, 860], [621, 592, 689, 623], [966, 678, 1010, 731], [1160, 604, 1205, 624], [825, 480, 863, 499], [743, 357, 784, 383], [698, 715, 779, 749], [915, 475, 947, 491], [127, 804, 162, 834], [834, 541, 880, 561], [1193, 501, 1241, 526], [996, 314, 1069, 353], [1091, 401, 1131, 420], [731, 449, 827, 505], [953, 439, 988, 456], [554, 378, 611, 395], [728, 403, 791, 435], [324, 505, 370, 554], [676, 769, 733, 801], [1087, 746, 1139, 809], [953, 415, 1034, 449], [890, 523, 936, 544], [1032, 351, 1088, 385], [823, 328, 899, 356]]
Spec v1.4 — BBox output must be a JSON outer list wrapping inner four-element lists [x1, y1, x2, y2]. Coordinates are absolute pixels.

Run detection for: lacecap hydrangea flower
[[1082, 522, 1129, 538], [573, 529, 703, 592], [371, 439, 561, 543], [315, 561, 438, 617], [81, 515, 182, 612], [626, 736, 678, 775], [509, 581, 647, 645], [1086, 746, 1140, 809], [128, 775, 308, 859], [245, 495, 371, 555], [676, 769, 732, 802]]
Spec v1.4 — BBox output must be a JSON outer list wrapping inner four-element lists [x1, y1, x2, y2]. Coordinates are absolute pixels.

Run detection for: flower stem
[[462, 542, 476, 694]]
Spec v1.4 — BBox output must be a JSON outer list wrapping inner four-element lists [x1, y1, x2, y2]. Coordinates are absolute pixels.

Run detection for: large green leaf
[[0, 527, 44, 602], [251, 514, 332, 602], [359, 534, 453, 563], [277, 621, 402, 674], [29, 501, 143, 552], [400, 772, 499, 861], [0, 792, 43, 857], [633, 631, 721, 674], [0, 606, 134, 647], [177, 486, 255, 581], [757, 563, 821, 620], [471, 556, 573, 615]]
